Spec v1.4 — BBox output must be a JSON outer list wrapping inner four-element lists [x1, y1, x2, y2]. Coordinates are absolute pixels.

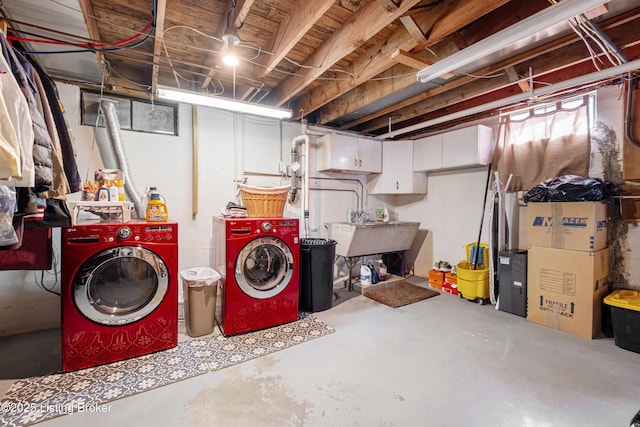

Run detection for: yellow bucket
[[456, 261, 490, 301]]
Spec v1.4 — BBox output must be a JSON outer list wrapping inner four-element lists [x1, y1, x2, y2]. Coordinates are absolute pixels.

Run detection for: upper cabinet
[[317, 134, 382, 174], [413, 134, 442, 172], [368, 140, 427, 195], [413, 125, 493, 172]]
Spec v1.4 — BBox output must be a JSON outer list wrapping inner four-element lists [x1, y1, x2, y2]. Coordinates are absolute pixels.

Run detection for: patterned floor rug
[[0, 315, 334, 427]]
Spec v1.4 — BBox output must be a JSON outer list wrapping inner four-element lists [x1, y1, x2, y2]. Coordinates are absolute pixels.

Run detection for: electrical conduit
[[290, 133, 310, 237]]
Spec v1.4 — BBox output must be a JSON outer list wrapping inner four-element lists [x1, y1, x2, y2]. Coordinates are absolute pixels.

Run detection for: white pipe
[[377, 58, 640, 140], [291, 134, 310, 237], [333, 275, 350, 287]]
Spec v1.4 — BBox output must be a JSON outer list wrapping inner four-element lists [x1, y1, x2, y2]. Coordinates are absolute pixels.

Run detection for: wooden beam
[[415, 0, 511, 51], [294, 26, 418, 119], [263, 0, 423, 107], [505, 66, 531, 93], [258, 0, 333, 79], [293, 0, 509, 120], [377, 0, 400, 13], [399, 15, 428, 45], [151, 0, 167, 94], [228, 0, 255, 31], [316, 65, 418, 124], [78, 0, 105, 75], [390, 48, 456, 78]]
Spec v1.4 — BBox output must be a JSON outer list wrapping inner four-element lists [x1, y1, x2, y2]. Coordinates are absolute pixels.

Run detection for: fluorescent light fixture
[[416, 0, 610, 84], [156, 86, 292, 120]]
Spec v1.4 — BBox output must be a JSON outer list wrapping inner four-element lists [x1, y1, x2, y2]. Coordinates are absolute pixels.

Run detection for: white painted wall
[[1, 81, 638, 336]]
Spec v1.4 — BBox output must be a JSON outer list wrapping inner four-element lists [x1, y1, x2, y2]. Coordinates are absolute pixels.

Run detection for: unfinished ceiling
[[1, 0, 640, 139]]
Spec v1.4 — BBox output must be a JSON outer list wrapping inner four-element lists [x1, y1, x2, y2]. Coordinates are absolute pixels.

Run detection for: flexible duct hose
[[100, 100, 144, 217]]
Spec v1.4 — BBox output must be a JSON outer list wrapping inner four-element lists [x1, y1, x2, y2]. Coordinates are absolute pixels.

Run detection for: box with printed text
[[526, 201, 608, 251], [526, 246, 609, 339]]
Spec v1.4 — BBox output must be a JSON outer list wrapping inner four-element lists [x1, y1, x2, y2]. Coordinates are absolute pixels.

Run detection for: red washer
[[61, 221, 178, 372], [213, 217, 299, 336]]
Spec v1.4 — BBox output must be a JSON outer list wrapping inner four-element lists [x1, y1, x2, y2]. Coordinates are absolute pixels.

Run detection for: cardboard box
[[428, 269, 444, 290], [527, 246, 609, 339], [526, 202, 608, 251]]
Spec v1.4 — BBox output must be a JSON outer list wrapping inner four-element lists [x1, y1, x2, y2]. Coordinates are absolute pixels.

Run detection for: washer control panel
[[63, 222, 178, 244]]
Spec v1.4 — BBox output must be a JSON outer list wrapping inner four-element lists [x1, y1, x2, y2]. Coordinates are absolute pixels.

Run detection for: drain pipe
[[290, 133, 310, 237]]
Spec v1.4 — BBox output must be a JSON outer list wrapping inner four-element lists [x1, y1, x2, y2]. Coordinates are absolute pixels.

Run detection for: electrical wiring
[[547, 0, 625, 73], [18, 0, 157, 54], [8, 16, 153, 50], [33, 250, 61, 297]]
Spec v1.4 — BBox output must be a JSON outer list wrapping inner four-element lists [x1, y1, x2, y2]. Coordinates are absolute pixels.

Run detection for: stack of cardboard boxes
[[526, 201, 609, 339]]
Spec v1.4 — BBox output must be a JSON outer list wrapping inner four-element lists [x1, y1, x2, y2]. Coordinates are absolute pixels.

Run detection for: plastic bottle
[[376, 259, 387, 281], [382, 206, 390, 223], [368, 261, 379, 284], [97, 181, 110, 201], [140, 186, 155, 219], [360, 263, 372, 286], [116, 179, 126, 201], [109, 181, 119, 202], [146, 191, 169, 222]]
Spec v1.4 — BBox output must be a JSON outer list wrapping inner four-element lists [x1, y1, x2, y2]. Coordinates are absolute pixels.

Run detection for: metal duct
[[100, 100, 143, 217]]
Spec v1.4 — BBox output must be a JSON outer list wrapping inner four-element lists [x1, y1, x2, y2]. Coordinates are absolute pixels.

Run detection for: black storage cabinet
[[300, 238, 337, 312]]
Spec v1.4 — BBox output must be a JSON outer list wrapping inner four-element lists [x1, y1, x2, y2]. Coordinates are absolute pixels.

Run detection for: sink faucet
[[348, 209, 372, 224]]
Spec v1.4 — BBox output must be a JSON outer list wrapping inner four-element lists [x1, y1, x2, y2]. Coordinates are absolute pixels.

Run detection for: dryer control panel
[[226, 218, 299, 240]]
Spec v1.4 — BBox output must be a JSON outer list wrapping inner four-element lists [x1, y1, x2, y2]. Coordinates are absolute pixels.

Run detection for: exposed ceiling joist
[[151, 0, 167, 94], [257, 0, 333, 79], [263, 0, 423, 107]]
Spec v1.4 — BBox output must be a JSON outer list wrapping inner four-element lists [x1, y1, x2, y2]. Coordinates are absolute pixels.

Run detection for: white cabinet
[[441, 125, 493, 169], [412, 125, 493, 171], [368, 140, 427, 194], [317, 133, 382, 173], [413, 134, 443, 172]]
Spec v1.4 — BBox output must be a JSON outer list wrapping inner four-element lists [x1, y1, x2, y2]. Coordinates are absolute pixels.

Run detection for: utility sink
[[325, 221, 420, 257]]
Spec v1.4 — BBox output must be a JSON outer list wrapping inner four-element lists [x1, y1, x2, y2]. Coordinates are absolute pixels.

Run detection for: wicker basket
[[237, 183, 290, 218]]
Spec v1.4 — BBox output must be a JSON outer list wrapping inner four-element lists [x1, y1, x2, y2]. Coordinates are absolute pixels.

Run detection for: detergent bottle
[[145, 189, 169, 222]]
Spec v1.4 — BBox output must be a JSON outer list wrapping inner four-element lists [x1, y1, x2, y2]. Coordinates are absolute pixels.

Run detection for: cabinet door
[[317, 134, 358, 172], [413, 134, 443, 171], [442, 125, 493, 169], [368, 140, 426, 194], [358, 138, 382, 173]]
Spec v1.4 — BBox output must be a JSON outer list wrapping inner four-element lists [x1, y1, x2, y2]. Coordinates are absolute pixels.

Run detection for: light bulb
[[221, 33, 240, 67], [222, 53, 239, 66]]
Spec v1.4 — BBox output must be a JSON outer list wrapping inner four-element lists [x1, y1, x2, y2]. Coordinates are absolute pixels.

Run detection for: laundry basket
[[237, 184, 290, 218]]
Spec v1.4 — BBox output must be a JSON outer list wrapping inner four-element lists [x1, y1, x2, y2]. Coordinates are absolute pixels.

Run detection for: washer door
[[73, 246, 169, 325], [235, 236, 294, 299]]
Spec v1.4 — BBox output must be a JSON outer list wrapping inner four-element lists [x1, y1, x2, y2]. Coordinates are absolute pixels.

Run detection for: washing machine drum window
[[73, 246, 169, 325], [235, 236, 294, 299]]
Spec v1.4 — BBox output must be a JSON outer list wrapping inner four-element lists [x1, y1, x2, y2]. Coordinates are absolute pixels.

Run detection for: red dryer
[[61, 221, 178, 372], [212, 217, 300, 336]]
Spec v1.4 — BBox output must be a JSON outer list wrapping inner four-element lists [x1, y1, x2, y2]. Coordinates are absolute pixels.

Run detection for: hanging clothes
[[0, 32, 52, 193], [33, 69, 70, 198], [27, 56, 82, 193], [0, 33, 34, 186]]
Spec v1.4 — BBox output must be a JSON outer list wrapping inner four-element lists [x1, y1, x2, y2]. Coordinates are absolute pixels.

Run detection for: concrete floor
[[1, 277, 639, 426]]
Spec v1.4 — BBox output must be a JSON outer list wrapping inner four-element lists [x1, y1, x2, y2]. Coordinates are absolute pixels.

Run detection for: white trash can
[[181, 267, 221, 337]]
